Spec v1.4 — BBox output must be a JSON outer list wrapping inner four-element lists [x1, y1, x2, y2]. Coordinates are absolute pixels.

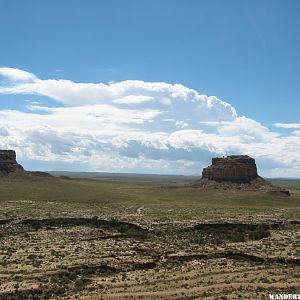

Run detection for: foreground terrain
[[0, 173, 299, 299]]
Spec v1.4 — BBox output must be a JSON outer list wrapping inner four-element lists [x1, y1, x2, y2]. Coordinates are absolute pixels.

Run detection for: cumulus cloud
[[0, 67, 299, 177], [0, 68, 237, 122]]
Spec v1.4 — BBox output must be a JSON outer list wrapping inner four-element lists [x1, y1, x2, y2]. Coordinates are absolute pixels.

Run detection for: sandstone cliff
[[0, 150, 24, 174], [202, 155, 258, 183]]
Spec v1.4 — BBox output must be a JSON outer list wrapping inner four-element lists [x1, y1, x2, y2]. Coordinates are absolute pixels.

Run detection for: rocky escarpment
[[202, 155, 258, 183], [0, 150, 24, 174], [0, 150, 51, 178]]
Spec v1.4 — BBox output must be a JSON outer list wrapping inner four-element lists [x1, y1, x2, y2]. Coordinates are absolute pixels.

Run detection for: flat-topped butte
[[202, 155, 258, 183], [191, 155, 290, 196]]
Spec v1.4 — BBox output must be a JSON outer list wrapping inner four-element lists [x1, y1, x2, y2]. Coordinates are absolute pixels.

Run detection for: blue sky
[[0, 1, 299, 177]]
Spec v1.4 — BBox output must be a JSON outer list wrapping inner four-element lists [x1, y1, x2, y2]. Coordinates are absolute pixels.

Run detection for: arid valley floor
[[0, 173, 299, 299]]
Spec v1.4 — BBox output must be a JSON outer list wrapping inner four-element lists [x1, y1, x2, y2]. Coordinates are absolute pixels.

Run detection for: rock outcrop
[[0, 150, 52, 177], [190, 155, 290, 196], [0, 150, 24, 174], [202, 155, 258, 183]]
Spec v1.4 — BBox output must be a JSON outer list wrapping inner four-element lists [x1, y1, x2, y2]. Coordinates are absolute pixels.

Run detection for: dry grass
[[0, 174, 299, 299]]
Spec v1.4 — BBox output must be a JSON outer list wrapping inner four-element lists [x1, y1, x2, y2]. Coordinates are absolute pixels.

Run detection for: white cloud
[[274, 123, 300, 129], [292, 130, 300, 136], [113, 95, 154, 104], [0, 67, 36, 82], [0, 68, 237, 122], [0, 67, 299, 177]]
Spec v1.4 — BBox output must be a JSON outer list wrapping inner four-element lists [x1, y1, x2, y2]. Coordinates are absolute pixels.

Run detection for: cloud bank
[[0, 67, 299, 177]]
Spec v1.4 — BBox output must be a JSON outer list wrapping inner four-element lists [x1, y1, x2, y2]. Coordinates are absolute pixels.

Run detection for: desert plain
[[0, 173, 299, 299]]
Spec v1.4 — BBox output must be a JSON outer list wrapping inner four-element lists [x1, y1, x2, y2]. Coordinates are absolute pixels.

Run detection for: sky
[[0, 0, 299, 177]]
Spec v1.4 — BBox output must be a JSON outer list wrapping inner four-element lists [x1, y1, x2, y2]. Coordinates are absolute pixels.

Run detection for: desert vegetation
[[0, 174, 299, 299]]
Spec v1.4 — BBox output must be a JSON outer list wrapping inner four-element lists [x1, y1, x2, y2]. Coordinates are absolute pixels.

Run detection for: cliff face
[[0, 150, 24, 174], [202, 155, 258, 183]]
